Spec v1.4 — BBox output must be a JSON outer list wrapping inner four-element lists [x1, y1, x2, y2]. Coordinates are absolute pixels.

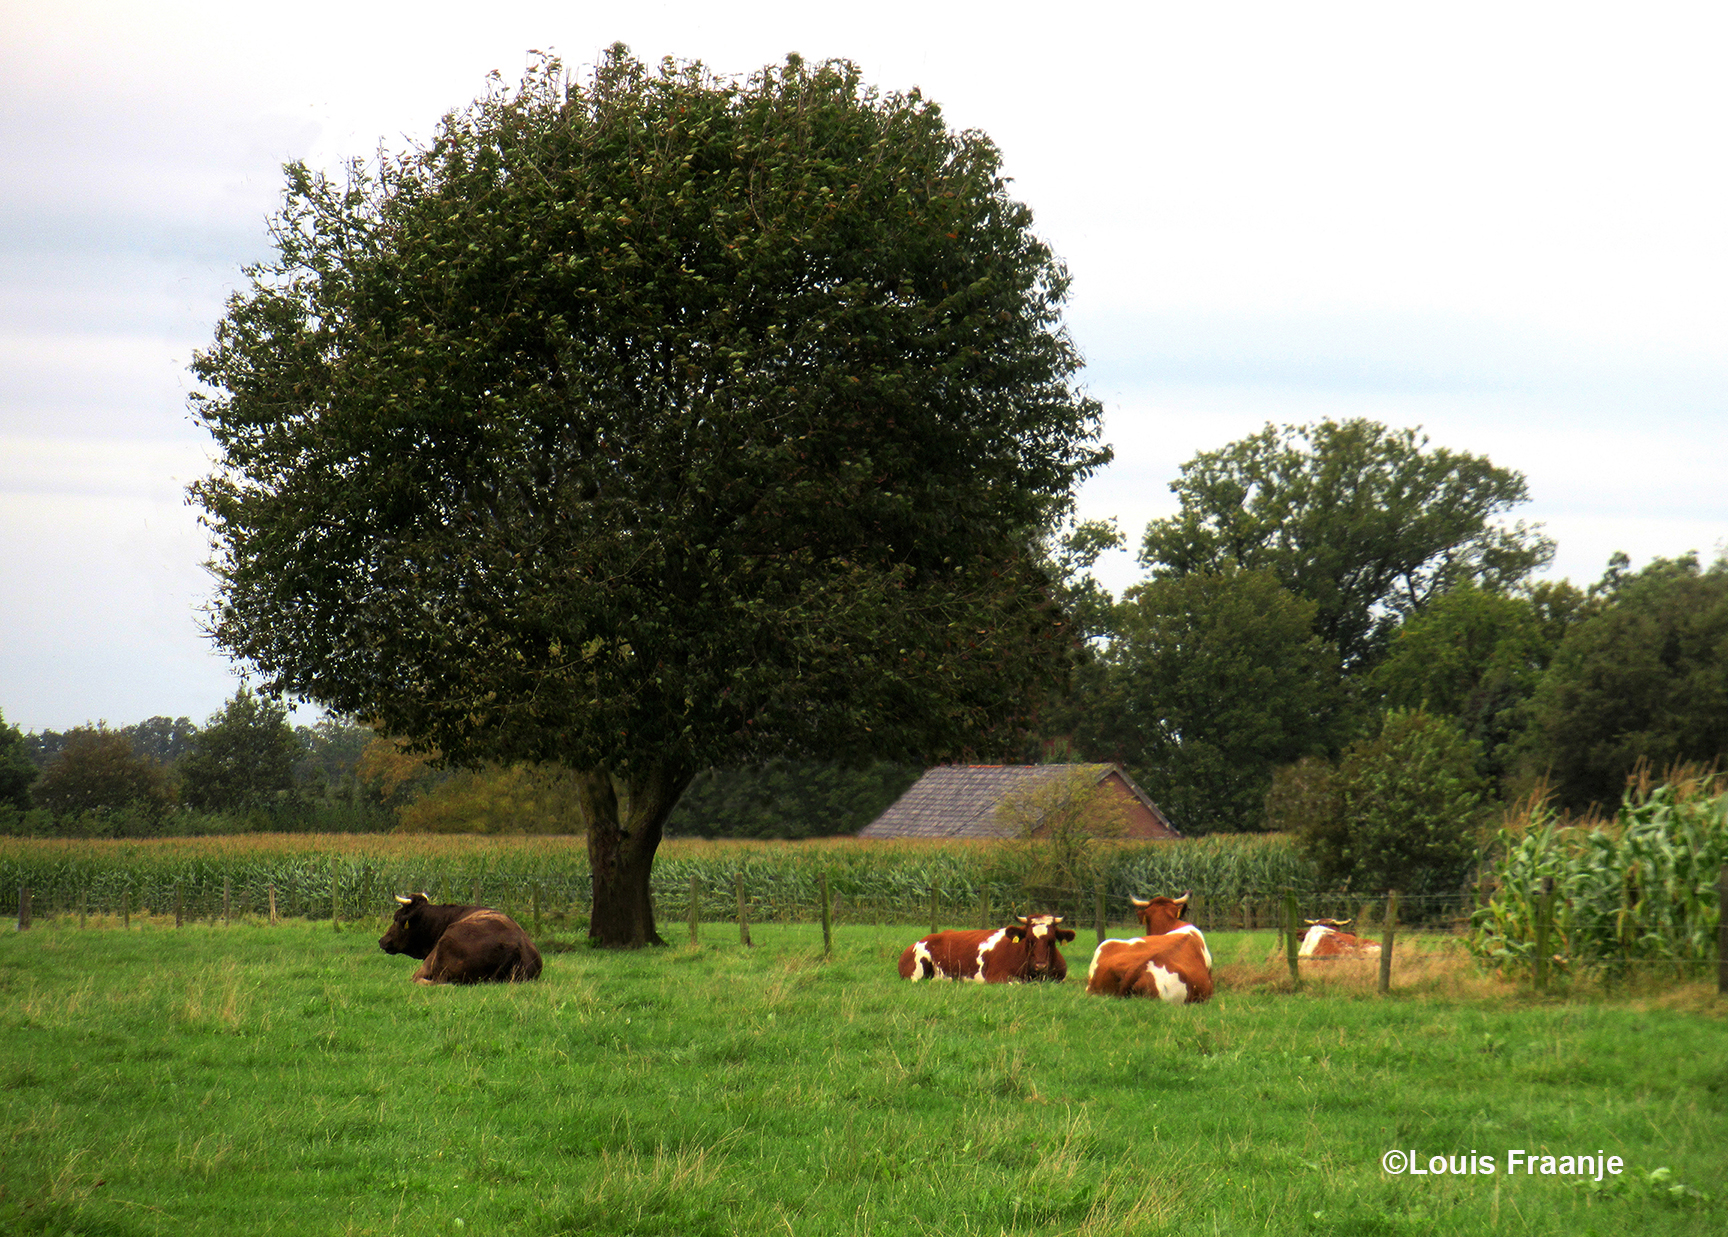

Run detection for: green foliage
[[1468, 772, 1728, 978], [188, 47, 1104, 777], [666, 761, 921, 839], [992, 766, 1129, 898], [176, 687, 300, 812], [1080, 567, 1342, 834], [30, 726, 173, 824], [187, 47, 1107, 944], [0, 709, 33, 810], [1526, 553, 1728, 812], [1369, 580, 1582, 785], [1294, 708, 1489, 895], [120, 715, 199, 765], [1139, 419, 1553, 671], [292, 715, 377, 800], [395, 763, 585, 834]]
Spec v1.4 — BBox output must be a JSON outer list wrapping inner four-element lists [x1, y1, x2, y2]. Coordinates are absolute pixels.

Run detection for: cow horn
[[1175, 891, 1191, 904], [395, 895, 414, 905], [1131, 897, 1150, 908], [1304, 918, 1320, 926]]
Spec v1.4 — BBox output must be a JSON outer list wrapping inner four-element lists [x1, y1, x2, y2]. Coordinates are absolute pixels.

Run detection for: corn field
[[1468, 772, 1728, 978], [0, 832, 1470, 931]]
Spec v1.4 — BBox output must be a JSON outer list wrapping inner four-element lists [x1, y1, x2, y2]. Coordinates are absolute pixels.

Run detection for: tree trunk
[[578, 763, 693, 948]]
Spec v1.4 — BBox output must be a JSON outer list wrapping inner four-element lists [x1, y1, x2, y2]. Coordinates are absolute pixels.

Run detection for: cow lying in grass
[[378, 893, 543, 984], [898, 914, 1075, 982], [1085, 892, 1214, 1004], [1298, 918, 1382, 959]]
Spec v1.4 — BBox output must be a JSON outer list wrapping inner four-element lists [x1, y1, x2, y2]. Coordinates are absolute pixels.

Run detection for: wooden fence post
[[735, 873, 752, 947], [532, 883, 542, 934], [16, 885, 29, 932], [688, 875, 701, 946], [472, 879, 482, 907], [223, 878, 231, 926], [332, 866, 341, 932], [1378, 891, 1398, 995], [980, 888, 991, 931], [930, 887, 940, 935], [1094, 882, 1108, 948], [268, 885, 278, 926], [79, 888, 87, 930], [820, 872, 833, 958], [1285, 890, 1301, 988], [122, 890, 130, 930], [175, 884, 183, 929], [1534, 877, 1555, 992]]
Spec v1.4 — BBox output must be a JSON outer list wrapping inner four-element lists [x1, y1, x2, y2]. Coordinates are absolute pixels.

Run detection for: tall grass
[[1469, 768, 1728, 978]]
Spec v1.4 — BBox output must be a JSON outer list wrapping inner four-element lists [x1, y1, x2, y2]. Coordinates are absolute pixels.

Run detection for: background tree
[[1080, 567, 1342, 834], [188, 50, 1106, 945], [993, 766, 1130, 903], [0, 709, 35, 811], [119, 717, 200, 767], [1526, 553, 1728, 812], [1139, 419, 1553, 672], [293, 716, 379, 801], [176, 687, 300, 812], [1367, 580, 1582, 787], [1291, 708, 1489, 898], [32, 726, 173, 822]]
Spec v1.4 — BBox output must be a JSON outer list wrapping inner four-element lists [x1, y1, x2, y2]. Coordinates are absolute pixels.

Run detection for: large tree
[[1139, 419, 1553, 671], [189, 49, 1106, 945]]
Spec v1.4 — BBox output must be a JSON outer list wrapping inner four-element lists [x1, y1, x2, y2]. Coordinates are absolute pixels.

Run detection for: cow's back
[[898, 929, 1002, 981], [413, 910, 543, 985], [1087, 925, 1212, 1003]]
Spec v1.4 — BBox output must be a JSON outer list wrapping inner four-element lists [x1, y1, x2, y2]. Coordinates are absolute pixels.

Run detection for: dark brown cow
[[379, 893, 543, 984], [898, 914, 1076, 983], [1085, 892, 1213, 1004], [1299, 918, 1381, 959]]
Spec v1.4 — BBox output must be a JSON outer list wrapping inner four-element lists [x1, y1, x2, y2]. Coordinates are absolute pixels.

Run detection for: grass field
[[1, 916, 1724, 1236]]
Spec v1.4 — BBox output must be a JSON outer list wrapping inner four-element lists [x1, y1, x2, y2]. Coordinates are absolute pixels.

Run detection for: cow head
[[379, 892, 438, 959], [1130, 892, 1192, 936], [1005, 914, 1076, 977]]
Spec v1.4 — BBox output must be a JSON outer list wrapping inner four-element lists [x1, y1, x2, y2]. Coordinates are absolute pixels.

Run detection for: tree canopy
[[1528, 554, 1728, 811], [0, 709, 34, 811], [189, 49, 1107, 944], [31, 727, 173, 823], [177, 687, 300, 813], [1080, 567, 1342, 834], [1139, 419, 1553, 671]]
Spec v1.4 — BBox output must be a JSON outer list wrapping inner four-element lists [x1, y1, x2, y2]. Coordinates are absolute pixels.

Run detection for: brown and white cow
[[898, 914, 1076, 983], [1298, 918, 1381, 959], [1085, 892, 1213, 1004], [379, 893, 544, 984]]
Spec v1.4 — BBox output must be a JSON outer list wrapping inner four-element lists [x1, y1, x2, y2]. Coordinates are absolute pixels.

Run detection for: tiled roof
[[857, 763, 1176, 839]]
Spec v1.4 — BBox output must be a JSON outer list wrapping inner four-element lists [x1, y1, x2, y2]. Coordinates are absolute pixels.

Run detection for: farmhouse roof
[[857, 763, 1179, 840]]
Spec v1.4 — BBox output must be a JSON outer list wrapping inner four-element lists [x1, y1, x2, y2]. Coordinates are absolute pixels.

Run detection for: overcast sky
[[3, 1, 1725, 733]]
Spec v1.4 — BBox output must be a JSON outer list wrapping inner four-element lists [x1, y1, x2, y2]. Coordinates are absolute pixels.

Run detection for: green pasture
[[1, 918, 1723, 1236]]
